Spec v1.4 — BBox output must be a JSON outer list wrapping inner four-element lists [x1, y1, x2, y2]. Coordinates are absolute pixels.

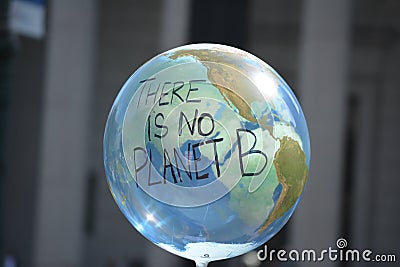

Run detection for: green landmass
[[259, 136, 308, 232], [168, 48, 265, 123]]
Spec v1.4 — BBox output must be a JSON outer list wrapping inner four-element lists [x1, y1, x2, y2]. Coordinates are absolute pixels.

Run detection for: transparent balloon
[[104, 44, 310, 267]]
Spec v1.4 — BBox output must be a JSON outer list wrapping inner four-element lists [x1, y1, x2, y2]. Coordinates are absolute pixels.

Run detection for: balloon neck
[[195, 260, 209, 267]]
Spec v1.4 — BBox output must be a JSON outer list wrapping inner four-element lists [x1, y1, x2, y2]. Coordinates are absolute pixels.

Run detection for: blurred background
[[1, 0, 400, 266]]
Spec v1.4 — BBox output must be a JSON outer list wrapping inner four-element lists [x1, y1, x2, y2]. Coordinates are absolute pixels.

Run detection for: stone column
[[160, 0, 191, 50], [33, 1, 97, 266], [291, 0, 351, 265]]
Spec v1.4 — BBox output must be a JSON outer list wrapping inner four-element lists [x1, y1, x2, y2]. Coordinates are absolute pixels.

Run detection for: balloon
[[104, 44, 310, 267]]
